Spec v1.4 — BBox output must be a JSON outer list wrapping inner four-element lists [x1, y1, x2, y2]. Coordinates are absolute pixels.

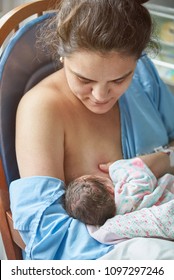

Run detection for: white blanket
[[99, 237, 174, 260]]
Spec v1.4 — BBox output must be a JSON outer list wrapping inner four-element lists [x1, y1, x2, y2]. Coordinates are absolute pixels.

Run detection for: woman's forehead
[[65, 50, 137, 81]]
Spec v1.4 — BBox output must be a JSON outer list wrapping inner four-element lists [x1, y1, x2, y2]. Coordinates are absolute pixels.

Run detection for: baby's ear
[[105, 183, 114, 196]]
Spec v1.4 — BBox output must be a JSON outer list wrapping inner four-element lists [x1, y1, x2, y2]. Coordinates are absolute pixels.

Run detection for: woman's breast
[[64, 121, 122, 184]]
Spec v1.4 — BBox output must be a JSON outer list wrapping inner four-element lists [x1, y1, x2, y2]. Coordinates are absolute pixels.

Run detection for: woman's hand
[[98, 162, 114, 174]]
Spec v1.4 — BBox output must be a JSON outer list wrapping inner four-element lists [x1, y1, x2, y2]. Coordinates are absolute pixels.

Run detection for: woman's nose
[[91, 84, 109, 101]]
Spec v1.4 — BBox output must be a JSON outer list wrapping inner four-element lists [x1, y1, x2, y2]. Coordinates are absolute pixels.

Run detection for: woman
[[10, 0, 174, 259]]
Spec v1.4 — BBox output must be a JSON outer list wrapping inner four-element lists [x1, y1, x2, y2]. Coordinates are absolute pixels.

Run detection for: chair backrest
[[0, 0, 61, 259]]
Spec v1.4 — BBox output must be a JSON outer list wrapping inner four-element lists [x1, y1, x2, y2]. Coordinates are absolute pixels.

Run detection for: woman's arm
[[16, 84, 65, 181], [99, 149, 174, 179], [139, 151, 174, 179]]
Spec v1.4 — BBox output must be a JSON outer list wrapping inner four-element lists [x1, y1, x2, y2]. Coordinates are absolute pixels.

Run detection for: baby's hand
[[98, 162, 113, 173]]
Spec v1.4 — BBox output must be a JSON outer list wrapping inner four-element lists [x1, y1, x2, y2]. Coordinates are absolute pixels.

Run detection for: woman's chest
[[64, 109, 122, 183]]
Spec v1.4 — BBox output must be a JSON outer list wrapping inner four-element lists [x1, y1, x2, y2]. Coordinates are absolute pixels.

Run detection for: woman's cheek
[[73, 84, 92, 97]]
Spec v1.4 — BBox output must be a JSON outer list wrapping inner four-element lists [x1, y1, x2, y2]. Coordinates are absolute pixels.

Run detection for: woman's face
[[64, 50, 137, 114]]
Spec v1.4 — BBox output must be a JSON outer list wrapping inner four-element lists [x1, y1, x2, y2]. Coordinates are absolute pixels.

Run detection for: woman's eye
[[78, 77, 91, 84], [113, 79, 124, 85]]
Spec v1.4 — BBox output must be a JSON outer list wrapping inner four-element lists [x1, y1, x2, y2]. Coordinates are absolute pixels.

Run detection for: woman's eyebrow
[[71, 70, 95, 82], [111, 71, 133, 82], [71, 69, 133, 82]]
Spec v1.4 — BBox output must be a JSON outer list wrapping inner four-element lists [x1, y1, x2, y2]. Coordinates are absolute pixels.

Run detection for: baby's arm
[[109, 158, 161, 213]]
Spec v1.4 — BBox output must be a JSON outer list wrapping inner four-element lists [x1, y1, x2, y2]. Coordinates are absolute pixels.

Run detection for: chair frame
[[0, 0, 58, 47], [0, 0, 58, 260]]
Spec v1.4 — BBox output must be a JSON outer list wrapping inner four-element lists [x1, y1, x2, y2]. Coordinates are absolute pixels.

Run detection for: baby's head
[[63, 175, 116, 226]]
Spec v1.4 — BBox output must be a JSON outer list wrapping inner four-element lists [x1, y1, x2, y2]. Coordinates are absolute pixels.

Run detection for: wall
[[0, 0, 30, 16], [149, 0, 174, 8]]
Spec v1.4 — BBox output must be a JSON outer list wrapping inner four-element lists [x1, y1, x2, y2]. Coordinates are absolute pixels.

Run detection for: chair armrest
[[0, 189, 24, 259], [6, 210, 25, 250]]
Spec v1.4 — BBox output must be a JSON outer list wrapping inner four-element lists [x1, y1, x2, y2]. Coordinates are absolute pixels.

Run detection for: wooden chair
[[0, 0, 60, 260]]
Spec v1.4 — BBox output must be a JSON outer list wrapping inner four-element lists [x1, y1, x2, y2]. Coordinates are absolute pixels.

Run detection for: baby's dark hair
[[63, 176, 116, 226], [40, 0, 158, 61]]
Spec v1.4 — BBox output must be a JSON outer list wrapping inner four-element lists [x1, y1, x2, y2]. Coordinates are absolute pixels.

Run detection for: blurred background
[[0, 1, 29, 16], [145, 0, 174, 93]]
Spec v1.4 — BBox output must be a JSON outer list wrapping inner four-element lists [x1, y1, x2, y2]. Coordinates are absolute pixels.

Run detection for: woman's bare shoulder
[[18, 69, 66, 115]]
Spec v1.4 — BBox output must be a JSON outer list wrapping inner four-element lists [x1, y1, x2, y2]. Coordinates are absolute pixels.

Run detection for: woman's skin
[[16, 51, 137, 184]]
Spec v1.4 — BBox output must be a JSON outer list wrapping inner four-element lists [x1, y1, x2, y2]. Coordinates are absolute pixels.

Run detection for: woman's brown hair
[[41, 0, 158, 60]]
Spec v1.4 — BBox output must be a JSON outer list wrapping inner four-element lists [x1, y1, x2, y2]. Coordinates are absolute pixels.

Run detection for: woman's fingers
[[99, 162, 113, 173]]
